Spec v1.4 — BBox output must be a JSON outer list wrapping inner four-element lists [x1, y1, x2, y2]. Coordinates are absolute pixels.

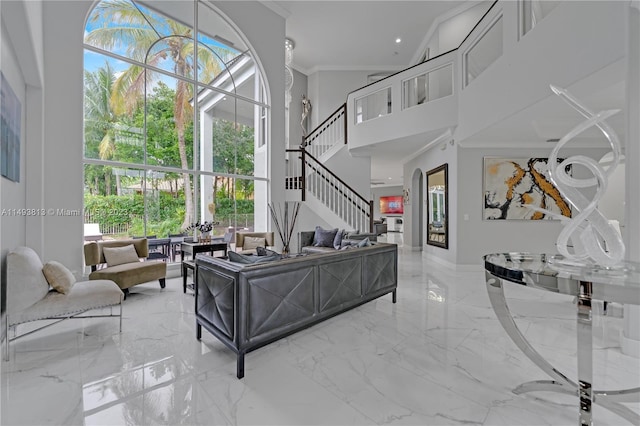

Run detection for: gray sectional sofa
[[195, 242, 397, 378]]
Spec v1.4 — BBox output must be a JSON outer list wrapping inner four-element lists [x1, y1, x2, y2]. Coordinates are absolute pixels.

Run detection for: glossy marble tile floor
[[2, 234, 639, 425]]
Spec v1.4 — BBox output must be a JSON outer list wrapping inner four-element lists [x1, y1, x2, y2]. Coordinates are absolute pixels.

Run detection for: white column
[[200, 110, 214, 223], [622, 0, 640, 357]]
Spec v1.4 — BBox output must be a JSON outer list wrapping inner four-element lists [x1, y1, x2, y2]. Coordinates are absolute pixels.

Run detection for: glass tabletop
[[484, 253, 640, 303]]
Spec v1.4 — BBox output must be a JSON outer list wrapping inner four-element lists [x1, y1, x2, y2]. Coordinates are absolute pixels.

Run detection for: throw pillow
[[340, 239, 359, 248], [313, 226, 338, 247], [356, 237, 371, 248], [243, 236, 266, 251], [228, 251, 280, 264], [42, 261, 76, 294], [103, 244, 140, 267], [333, 229, 344, 249]]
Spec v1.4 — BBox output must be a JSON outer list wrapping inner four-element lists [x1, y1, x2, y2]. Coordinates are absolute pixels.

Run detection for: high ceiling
[[272, 0, 470, 186], [276, 1, 467, 73]]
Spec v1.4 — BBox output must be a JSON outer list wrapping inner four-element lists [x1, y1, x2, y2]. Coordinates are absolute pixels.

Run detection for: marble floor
[[2, 235, 639, 425]]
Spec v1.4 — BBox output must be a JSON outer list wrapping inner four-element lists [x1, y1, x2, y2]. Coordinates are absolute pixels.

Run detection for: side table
[[484, 253, 640, 425], [181, 241, 228, 294]]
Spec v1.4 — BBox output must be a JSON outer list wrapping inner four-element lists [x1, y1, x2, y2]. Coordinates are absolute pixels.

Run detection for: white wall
[[371, 185, 403, 219], [1, 11, 27, 287], [403, 139, 457, 264], [322, 145, 371, 199], [437, 1, 492, 54], [307, 70, 370, 128], [456, 0, 626, 141], [1, 0, 42, 344], [455, 145, 609, 265], [289, 68, 307, 147]]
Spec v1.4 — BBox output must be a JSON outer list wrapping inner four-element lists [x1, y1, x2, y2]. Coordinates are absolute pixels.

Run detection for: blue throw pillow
[[313, 226, 338, 248], [356, 237, 371, 248], [333, 229, 344, 249]]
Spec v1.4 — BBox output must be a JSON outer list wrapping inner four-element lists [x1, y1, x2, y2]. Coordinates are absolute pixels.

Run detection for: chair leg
[[159, 278, 166, 289], [183, 264, 187, 293]]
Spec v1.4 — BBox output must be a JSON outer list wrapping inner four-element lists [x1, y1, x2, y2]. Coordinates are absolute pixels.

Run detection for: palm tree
[[85, 0, 233, 228], [84, 62, 119, 195]]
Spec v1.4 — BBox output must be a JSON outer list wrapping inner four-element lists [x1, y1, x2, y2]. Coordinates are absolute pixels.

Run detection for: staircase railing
[[286, 148, 373, 233], [302, 103, 347, 159]]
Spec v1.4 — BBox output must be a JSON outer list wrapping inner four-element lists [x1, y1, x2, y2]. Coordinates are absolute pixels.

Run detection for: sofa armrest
[[298, 231, 315, 251], [84, 242, 100, 267]]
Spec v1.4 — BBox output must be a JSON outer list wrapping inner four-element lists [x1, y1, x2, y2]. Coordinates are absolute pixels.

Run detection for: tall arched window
[[82, 0, 269, 250]]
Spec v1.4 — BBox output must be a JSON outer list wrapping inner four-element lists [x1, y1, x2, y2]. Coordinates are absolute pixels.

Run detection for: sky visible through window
[[84, 0, 239, 80]]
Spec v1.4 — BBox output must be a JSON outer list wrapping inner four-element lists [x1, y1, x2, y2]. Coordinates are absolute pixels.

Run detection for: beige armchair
[[235, 232, 275, 254], [84, 238, 167, 298]]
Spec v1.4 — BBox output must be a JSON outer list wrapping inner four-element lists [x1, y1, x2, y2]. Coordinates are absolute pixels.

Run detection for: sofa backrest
[[235, 232, 275, 249], [7, 247, 51, 315], [84, 238, 149, 266], [298, 231, 315, 251]]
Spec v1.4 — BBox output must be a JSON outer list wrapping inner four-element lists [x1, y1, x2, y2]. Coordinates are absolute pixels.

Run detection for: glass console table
[[484, 253, 640, 425]]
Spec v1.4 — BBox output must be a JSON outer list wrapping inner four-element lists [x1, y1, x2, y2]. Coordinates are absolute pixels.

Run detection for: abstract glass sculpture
[[532, 85, 625, 267]]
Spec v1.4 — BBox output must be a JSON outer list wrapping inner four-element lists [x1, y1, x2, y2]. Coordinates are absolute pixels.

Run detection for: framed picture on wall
[[483, 157, 571, 220], [380, 196, 404, 214], [1, 72, 21, 182]]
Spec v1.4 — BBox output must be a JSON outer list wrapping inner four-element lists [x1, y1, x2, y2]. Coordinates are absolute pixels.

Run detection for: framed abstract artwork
[[1, 72, 21, 182], [483, 157, 571, 220]]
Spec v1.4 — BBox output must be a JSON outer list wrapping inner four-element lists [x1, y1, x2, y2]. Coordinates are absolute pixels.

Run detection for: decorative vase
[[281, 244, 290, 258], [200, 231, 211, 242]]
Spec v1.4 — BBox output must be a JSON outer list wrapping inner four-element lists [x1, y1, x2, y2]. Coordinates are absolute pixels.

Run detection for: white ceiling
[[276, 1, 467, 73]]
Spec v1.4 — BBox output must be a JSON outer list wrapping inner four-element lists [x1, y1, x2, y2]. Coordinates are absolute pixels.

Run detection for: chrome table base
[[485, 272, 640, 425]]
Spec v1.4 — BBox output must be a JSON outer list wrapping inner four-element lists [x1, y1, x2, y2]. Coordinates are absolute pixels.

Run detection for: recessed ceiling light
[[395, 38, 402, 44], [388, 177, 392, 180]]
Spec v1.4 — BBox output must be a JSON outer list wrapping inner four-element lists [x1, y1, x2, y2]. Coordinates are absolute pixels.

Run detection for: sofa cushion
[[313, 226, 338, 247], [103, 244, 140, 267], [228, 250, 281, 264], [243, 236, 266, 251], [42, 261, 76, 294], [89, 261, 166, 290], [10, 280, 122, 326]]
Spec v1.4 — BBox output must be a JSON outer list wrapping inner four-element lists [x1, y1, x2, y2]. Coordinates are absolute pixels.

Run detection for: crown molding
[[259, 1, 291, 19], [302, 64, 405, 75]]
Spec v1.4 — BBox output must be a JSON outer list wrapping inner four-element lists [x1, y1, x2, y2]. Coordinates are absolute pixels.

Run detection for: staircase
[[286, 103, 373, 233]]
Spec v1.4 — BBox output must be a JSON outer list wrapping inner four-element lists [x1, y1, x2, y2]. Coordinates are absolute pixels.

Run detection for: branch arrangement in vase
[[268, 202, 301, 255]]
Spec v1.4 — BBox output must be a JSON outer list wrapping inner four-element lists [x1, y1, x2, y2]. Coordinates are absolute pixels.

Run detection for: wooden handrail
[[304, 161, 369, 215], [346, 0, 498, 97], [302, 149, 370, 206], [286, 148, 373, 232], [303, 104, 346, 146]]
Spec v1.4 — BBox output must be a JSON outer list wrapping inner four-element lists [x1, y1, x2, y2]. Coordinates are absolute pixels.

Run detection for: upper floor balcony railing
[[345, 0, 626, 150]]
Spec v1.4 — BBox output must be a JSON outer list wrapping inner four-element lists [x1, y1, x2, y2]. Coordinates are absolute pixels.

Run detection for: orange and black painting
[[483, 158, 572, 220]]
